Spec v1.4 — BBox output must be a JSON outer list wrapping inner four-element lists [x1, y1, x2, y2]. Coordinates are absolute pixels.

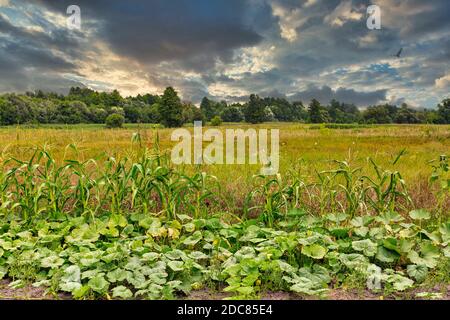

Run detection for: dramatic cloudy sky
[[0, 0, 448, 107]]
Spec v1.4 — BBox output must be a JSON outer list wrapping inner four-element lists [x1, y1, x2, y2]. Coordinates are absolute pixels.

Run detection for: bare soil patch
[[1, 279, 448, 300]]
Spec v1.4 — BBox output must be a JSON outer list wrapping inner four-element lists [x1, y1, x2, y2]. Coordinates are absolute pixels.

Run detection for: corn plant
[[429, 154, 449, 220], [321, 161, 367, 218], [244, 174, 290, 227], [362, 156, 412, 214]]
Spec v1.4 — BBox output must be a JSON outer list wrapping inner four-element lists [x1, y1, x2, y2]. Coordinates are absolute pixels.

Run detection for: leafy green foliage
[[0, 89, 448, 126], [220, 105, 244, 122], [0, 202, 447, 299], [308, 99, 330, 123], [210, 115, 223, 126], [105, 113, 125, 128], [112, 286, 133, 299], [301, 244, 327, 259], [243, 94, 266, 124], [158, 87, 184, 128], [407, 264, 428, 282], [409, 209, 431, 221], [352, 239, 377, 257], [0, 149, 448, 300]]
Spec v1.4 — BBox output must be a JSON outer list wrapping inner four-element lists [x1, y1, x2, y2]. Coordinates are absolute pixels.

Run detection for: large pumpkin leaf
[[301, 244, 327, 259], [439, 222, 450, 243], [409, 209, 431, 221], [406, 264, 428, 282], [326, 213, 348, 223], [112, 286, 133, 299], [107, 268, 129, 283], [167, 260, 184, 272], [148, 272, 168, 285], [376, 246, 399, 263], [88, 276, 109, 293], [289, 277, 328, 296], [139, 217, 161, 230], [384, 273, 414, 291], [407, 242, 440, 268], [352, 239, 377, 257], [182, 231, 203, 246], [60, 281, 82, 292], [339, 253, 369, 270], [59, 265, 81, 292], [443, 246, 450, 258], [62, 265, 81, 283], [376, 211, 404, 224], [41, 255, 64, 268], [0, 266, 7, 280]]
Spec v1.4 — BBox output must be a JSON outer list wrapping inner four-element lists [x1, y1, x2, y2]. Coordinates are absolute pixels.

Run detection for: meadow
[[0, 123, 449, 299], [1, 123, 449, 213], [2, 123, 449, 184]]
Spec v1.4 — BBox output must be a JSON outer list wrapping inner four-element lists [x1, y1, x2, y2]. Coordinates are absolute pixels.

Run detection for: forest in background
[[0, 87, 449, 127]]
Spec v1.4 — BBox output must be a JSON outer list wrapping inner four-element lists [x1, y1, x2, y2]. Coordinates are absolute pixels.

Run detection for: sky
[[0, 0, 448, 108]]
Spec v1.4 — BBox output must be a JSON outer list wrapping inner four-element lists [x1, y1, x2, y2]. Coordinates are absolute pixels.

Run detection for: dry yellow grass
[[1, 123, 448, 182], [1, 122, 448, 215], [0, 124, 447, 207]]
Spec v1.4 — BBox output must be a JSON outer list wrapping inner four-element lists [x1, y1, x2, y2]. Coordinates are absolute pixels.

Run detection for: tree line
[[0, 87, 448, 127]]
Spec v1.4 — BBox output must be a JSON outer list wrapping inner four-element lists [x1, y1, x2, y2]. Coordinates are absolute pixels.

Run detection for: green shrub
[[210, 115, 222, 126], [105, 113, 125, 128]]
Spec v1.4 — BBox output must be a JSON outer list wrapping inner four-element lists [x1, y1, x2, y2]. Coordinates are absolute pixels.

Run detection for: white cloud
[[219, 45, 276, 76], [271, 2, 310, 42], [0, 0, 10, 7], [303, 0, 318, 8], [208, 82, 248, 99], [323, 1, 363, 27], [435, 74, 450, 90], [355, 33, 378, 48]]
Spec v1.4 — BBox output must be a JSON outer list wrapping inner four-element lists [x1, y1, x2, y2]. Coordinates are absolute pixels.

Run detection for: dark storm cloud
[[0, 52, 28, 92], [0, 10, 82, 57], [0, 8, 86, 93], [249, 0, 448, 107], [201, 74, 235, 86], [259, 89, 287, 99], [242, 69, 293, 92], [271, 7, 399, 78], [289, 85, 387, 106], [35, 0, 264, 70], [0, 0, 448, 106], [381, 0, 450, 38], [1, 38, 75, 71], [0, 48, 83, 93]]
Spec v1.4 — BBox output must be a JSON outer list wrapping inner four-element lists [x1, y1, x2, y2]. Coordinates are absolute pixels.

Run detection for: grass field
[[2, 122, 449, 180], [1, 123, 448, 212], [0, 123, 449, 300]]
